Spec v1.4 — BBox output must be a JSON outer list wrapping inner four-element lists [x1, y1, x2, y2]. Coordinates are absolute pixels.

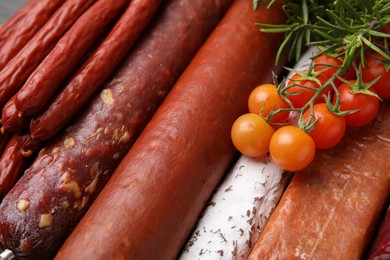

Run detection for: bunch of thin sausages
[[0, 0, 388, 259]]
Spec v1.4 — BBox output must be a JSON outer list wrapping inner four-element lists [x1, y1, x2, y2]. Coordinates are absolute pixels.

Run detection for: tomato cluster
[[231, 50, 389, 172]]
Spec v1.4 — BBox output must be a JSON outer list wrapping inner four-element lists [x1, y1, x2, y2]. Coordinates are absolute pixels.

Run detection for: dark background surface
[[0, 0, 29, 24]]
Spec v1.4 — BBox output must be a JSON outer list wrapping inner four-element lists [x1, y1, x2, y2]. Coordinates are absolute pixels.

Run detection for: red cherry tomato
[[313, 54, 355, 86], [231, 113, 274, 157], [286, 71, 331, 108], [302, 103, 346, 149], [361, 51, 390, 99], [269, 125, 316, 171], [248, 84, 290, 124], [333, 81, 380, 127]]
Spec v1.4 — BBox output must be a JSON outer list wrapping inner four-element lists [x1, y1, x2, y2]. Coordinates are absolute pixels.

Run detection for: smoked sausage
[[0, 0, 97, 108], [0, 0, 232, 258], [0, 0, 65, 70], [55, 0, 287, 259], [1, 96, 29, 133], [14, 0, 131, 116], [366, 204, 390, 259], [0, 135, 29, 198], [248, 103, 390, 259], [29, 0, 162, 140]]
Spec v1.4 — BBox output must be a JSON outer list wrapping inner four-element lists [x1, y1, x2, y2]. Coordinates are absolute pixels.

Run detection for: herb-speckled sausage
[[55, 0, 287, 259], [0, 0, 231, 258]]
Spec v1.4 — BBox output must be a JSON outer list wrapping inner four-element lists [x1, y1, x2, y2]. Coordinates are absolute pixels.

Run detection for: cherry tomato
[[269, 125, 316, 171], [248, 84, 290, 124], [333, 81, 380, 127], [286, 71, 330, 108], [231, 113, 274, 157], [361, 51, 390, 99], [313, 54, 355, 86], [302, 103, 346, 149]]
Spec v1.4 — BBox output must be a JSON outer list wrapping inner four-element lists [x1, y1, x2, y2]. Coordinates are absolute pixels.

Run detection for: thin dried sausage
[[0, 0, 232, 258], [14, 0, 131, 116], [0, 0, 65, 70], [30, 0, 162, 140], [0, 0, 97, 108], [1, 96, 29, 133], [56, 0, 287, 259]]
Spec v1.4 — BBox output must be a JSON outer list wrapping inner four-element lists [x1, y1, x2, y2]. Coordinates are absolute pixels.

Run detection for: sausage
[[0, 0, 41, 44], [366, 204, 390, 259], [55, 1, 287, 259], [0, 0, 232, 258], [0, 135, 30, 198], [14, 0, 131, 116], [248, 103, 390, 259], [29, 0, 162, 140], [1, 96, 30, 133], [0, 0, 97, 108], [179, 155, 289, 260], [0, 0, 65, 71], [0, 132, 11, 157]]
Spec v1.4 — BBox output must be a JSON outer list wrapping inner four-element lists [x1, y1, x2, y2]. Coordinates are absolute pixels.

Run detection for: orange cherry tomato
[[302, 103, 346, 149], [231, 113, 274, 157], [248, 84, 290, 124], [269, 125, 316, 171]]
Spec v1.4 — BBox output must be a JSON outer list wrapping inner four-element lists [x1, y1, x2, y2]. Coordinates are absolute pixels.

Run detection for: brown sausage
[[14, 0, 131, 116], [0, 132, 11, 157], [248, 103, 390, 259], [0, 0, 97, 108], [0, 0, 65, 71], [29, 0, 162, 140], [366, 204, 390, 259], [1, 96, 30, 133], [0, 0, 232, 258], [55, 1, 287, 259], [0, 135, 30, 198]]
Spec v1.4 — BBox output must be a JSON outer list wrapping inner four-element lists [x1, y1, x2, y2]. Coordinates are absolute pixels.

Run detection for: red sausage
[[30, 0, 162, 140], [56, 0, 287, 259], [0, 0, 65, 71], [0, 0, 231, 258], [0, 0, 97, 108], [1, 96, 30, 133], [367, 205, 390, 259], [14, 0, 131, 116], [0, 132, 11, 156], [0, 0, 41, 44], [0, 135, 30, 198]]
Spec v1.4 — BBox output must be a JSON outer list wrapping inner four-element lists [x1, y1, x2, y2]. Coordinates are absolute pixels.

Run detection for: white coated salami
[[179, 155, 288, 259]]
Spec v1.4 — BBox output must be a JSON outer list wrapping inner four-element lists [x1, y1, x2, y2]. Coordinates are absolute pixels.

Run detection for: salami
[[248, 103, 390, 259], [366, 205, 390, 259], [55, 0, 287, 259], [180, 156, 289, 259], [14, 0, 131, 116], [0, 0, 97, 108], [30, 0, 163, 140], [0, 0, 65, 70], [0, 0, 232, 258]]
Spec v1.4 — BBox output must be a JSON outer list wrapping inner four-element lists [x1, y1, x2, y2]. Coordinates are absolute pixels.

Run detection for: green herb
[[254, 0, 390, 71]]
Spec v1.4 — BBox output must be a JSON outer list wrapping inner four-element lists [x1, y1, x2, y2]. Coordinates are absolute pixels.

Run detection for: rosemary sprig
[[254, 0, 390, 72]]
